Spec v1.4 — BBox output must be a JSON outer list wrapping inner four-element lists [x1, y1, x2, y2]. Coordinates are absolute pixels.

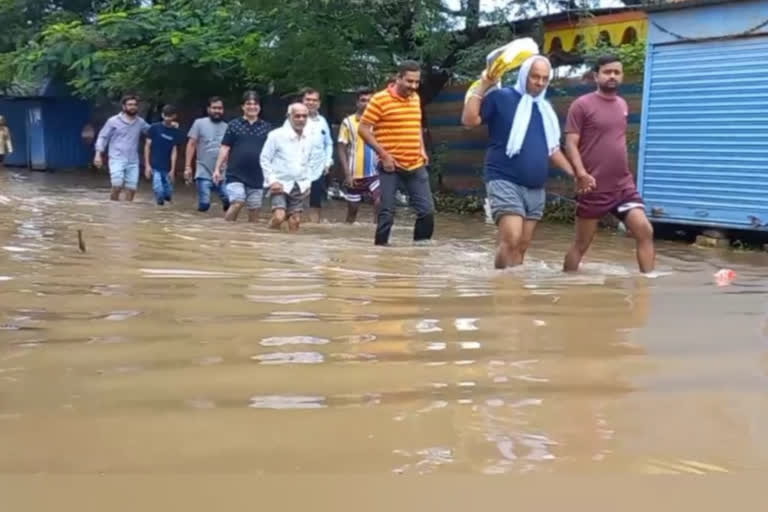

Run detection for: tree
[[0, 0, 140, 53], [4, 0, 524, 104], [3, 0, 609, 106], [246, 0, 521, 103], [7, 0, 264, 103]]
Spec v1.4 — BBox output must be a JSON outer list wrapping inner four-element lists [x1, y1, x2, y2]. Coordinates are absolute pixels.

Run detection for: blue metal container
[[638, 0, 768, 231], [0, 80, 91, 170]]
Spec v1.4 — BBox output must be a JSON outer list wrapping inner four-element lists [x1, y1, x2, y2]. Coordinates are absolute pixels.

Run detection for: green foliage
[[542, 198, 576, 224], [583, 39, 647, 76], [452, 24, 519, 81], [433, 192, 485, 215], [8, 0, 263, 103], [0, 0, 124, 53], [243, 0, 390, 95], [2, 0, 634, 105], [1, 0, 529, 104]]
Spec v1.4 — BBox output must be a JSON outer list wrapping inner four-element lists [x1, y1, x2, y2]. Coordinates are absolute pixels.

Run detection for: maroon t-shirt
[[565, 92, 635, 193]]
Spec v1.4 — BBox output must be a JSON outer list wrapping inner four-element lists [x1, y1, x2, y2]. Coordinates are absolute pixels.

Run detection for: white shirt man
[[261, 103, 325, 232]]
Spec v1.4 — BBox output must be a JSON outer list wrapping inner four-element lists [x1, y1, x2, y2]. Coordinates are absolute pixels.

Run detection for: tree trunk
[[464, 0, 480, 34]]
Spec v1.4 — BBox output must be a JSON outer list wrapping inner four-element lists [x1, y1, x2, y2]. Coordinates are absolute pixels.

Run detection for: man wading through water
[[461, 55, 593, 268], [185, 96, 230, 213], [338, 88, 379, 223], [261, 103, 325, 232], [94, 94, 150, 201], [563, 55, 655, 273], [358, 61, 434, 246], [301, 88, 334, 223], [213, 91, 271, 223]]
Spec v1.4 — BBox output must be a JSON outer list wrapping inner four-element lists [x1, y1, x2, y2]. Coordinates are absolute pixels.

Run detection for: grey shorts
[[486, 179, 545, 223], [226, 182, 263, 210], [269, 184, 308, 215]]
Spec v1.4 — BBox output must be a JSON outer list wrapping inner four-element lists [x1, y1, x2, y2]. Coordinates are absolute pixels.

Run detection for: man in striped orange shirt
[[359, 61, 434, 246]]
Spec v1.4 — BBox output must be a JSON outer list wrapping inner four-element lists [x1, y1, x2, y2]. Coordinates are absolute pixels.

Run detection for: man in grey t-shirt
[[184, 96, 230, 212]]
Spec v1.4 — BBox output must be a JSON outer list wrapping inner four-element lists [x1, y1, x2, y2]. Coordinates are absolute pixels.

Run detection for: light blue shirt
[[261, 124, 326, 193], [307, 114, 333, 168], [94, 113, 150, 163]]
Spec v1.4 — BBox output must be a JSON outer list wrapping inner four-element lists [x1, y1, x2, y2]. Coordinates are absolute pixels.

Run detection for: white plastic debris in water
[[140, 268, 238, 279], [248, 395, 326, 409], [484, 198, 493, 224], [454, 318, 479, 331]]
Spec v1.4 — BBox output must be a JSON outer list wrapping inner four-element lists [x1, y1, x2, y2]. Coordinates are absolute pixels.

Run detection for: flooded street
[[1, 169, 768, 476]]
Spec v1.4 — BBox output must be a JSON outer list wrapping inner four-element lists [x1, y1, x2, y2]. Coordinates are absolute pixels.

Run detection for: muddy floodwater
[[1, 169, 768, 476]]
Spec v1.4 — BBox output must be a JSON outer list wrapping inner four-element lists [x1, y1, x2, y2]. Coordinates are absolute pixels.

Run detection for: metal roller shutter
[[638, 35, 768, 230]]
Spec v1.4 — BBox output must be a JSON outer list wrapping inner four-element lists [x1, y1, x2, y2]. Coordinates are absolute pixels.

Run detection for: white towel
[[506, 55, 561, 158]]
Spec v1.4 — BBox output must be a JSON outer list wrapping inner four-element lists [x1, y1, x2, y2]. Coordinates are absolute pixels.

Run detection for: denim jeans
[[152, 169, 173, 205], [195, 178, 229, 212], [375, 166, 434, 246]]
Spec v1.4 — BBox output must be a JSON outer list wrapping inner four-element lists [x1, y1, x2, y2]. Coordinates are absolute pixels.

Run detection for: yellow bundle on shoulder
[[464, 37, 540, 104]]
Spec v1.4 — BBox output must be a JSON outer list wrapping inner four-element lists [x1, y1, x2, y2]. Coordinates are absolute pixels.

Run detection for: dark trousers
[[375, 166, 435, 246], [309, 174, 327, 208]]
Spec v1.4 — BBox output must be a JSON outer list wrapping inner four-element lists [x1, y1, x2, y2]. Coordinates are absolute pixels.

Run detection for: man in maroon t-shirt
[[563, 55, 655, 273]]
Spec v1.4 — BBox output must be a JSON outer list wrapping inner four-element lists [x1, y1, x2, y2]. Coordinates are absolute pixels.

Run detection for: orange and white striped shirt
[[360, 85, 424, 171]]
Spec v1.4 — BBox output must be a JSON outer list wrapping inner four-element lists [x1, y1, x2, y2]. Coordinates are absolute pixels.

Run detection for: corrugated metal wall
[[0, 98, 91, 170], [426, 78, 644, 196], [26, 104, 46, 170], [638, 35, 768, 230], [0, 99, 31, 167], [42, 99, 91, 169]]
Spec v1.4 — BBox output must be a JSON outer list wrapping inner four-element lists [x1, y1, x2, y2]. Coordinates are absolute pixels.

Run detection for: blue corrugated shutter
[[638, 35, 768, 230], [26, 104, 46, 170], [42, 99, 91, 169], [0, 99, 30, 167]]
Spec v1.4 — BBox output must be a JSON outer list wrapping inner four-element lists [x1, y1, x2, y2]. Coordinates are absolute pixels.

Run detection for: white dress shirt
[[261, 124, 325, 193], [307, 114, 333, 169]]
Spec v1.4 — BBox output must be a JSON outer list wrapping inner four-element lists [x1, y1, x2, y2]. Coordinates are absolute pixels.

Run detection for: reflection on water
[[1, 170, 768, 475]]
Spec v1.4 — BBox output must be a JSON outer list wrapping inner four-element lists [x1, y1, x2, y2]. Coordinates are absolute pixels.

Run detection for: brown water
[[1, 169, 767, 476]]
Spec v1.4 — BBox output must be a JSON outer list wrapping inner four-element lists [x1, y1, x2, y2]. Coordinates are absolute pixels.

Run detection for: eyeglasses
[[293, 114, 308, 119]]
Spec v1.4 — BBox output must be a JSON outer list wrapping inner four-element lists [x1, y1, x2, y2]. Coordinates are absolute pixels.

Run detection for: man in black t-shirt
[[214, 90, 272, 222]]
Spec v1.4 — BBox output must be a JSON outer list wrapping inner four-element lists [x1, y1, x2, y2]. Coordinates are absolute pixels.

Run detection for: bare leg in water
[[269, 208, 286, 229], [288, 213, 301, 232], [623, 208, 655, 273], [564, 210, 654, 273], [495, 215, 538, 268], [345, 202, 360, 224], [270, 208, 301, 232], [563, 217, 599, 272], [225, 201, 244, 221]]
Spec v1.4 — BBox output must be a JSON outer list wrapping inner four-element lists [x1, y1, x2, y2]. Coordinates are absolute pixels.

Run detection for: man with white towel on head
[[462, 51, 595, 269]]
